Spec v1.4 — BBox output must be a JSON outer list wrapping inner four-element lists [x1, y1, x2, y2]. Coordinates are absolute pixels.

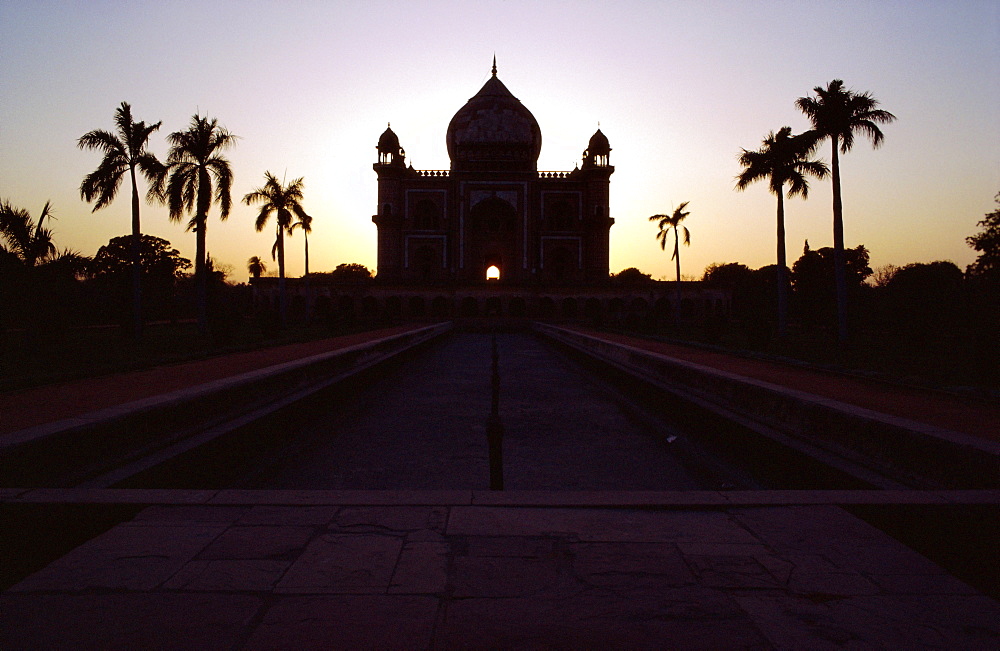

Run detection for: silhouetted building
[[373, 62, 614, 286], [252, 63, 730, 323]]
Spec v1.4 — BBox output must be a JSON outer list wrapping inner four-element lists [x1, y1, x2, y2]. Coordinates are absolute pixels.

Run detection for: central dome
[[446, 69, 542, 171]]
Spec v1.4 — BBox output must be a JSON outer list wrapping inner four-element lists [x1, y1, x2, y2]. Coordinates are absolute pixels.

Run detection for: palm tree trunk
[[277, 226, 286, 326], [673, 230, 682, 324], [195, 170, 211, 335], [129, 166, 143, 340], [830, 139, 848, 343], [776, 188, 788, 338], [195, 218, 207, 334], [303, 232, 311, 321]]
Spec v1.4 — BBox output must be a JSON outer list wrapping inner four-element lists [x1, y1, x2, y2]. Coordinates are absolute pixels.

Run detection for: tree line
[[696, 231, 998, 386], [2, 101, 319, 341], [654, 79, 897, 343]]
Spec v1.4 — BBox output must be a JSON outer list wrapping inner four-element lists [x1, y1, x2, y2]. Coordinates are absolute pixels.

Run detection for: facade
[[372, 63, 614, 287]]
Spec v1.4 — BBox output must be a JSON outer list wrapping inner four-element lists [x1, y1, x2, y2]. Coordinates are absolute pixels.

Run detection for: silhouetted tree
[[90, 235, 190, 323], [247, 256, 266, 279], [796, 80, 895, 342], [878, 261, 966, 374], [702, 262, 753, 286], [792, 241, 872, 329], [1, 200, 88, 334], [885, 261, 963, 313], [870, 264, 899, 288], [966, 192, 1000, 282], [243, 173, 310, 325], [155, 114, 237, 334], [1, 200, 56, 267], [78, 102, 163, 339], [736, 127, 828, 336], [649, 202, 691, 321], [0, 200, 87, 274], [965, 193, 1000, 383], [327, 262, 373, 282], [91, 234, 190, 275], [611, 267, 653, 286]]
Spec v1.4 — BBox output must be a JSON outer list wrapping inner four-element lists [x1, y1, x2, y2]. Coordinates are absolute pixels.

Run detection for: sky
[[1, 0, 998, 282]]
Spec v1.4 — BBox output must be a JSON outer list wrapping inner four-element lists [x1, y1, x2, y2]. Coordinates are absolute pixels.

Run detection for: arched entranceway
[[468, 196, 518, 284]]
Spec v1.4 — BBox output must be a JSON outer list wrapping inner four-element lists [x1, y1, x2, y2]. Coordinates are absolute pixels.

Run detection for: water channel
[[218, 332, 744, 491]]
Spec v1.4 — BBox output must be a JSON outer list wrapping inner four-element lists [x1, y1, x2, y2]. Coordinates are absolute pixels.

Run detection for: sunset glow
[[1, 1, 996, 281]]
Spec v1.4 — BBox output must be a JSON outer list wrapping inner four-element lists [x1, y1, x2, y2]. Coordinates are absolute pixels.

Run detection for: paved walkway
[[3, 493, 1000, 648], [2, 323, 999, 648], [254, 333, 704, 491]]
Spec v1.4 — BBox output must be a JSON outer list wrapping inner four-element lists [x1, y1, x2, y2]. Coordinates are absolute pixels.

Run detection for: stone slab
[[163, 559, 291, 592], [237, 505, 341, 526], [0, 593, 261, 650], [570, 542, 696, 588], [733, 592, 1000, 648], [388, 541, 449, 594], [8, 523, 226, 592], [447, 506, 760, 543], [438, 585, 767, 649], [196, 525, 315, 560], [275, 533, 403, 594], [331, 506, 449, 534], [131, 505, 249, 524], [244, 595, 438, 650]]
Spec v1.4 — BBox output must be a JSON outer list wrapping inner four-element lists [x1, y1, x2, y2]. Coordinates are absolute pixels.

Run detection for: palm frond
[[797, 79, 895, 152], [291, 206, 312, 232], [77, 129, 126, 155], [254, 205, 271, 232], [80, 157, 127, 209], [209, 157, 233, 219]]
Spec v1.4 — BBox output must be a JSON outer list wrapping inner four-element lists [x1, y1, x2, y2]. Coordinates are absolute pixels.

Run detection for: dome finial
[[492, 54, 497, 76]]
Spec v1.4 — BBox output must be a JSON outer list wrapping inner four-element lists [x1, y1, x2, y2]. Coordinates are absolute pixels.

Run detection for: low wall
[[536, 324, 1000, 489], [1, 323, 453, 486]]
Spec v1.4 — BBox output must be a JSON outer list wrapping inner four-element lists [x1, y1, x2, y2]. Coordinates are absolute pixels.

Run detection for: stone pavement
[[2, 325, 999, 647], [3, 491, 1000, 649]]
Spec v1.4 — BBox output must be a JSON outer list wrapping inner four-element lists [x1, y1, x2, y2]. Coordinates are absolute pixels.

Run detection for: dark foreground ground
[[1, 324, 998, 648]]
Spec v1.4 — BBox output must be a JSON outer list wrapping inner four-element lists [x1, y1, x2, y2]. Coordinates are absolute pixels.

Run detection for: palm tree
[[156, 114, 237, 334], [796, 80, 895, 342], [291, 210, 314, 318], [1, 199, 89, 282], [243, 172, 309, 324], [78, 102, 163, 338], [649, 202, 691, 322], [737, 127, 828, 336], [247, 256, 267, 279], [0, 200, 56, 266]]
